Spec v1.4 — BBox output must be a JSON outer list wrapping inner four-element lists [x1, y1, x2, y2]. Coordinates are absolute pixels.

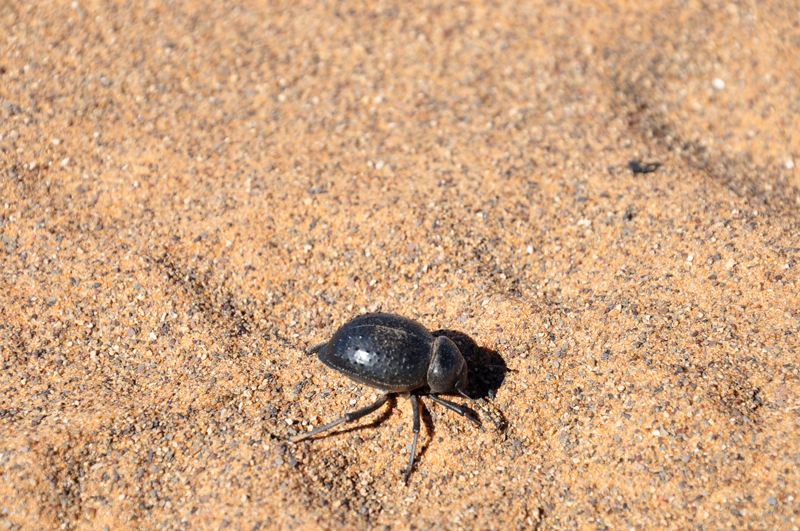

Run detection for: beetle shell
[[317, 313, 436, 392]]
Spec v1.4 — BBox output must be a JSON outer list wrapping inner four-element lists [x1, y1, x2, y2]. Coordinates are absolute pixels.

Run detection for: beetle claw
[[457, 389, 502, 432]]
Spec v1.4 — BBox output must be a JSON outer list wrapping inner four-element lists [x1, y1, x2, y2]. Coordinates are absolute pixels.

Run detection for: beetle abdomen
[[317, 314, 434, 392]]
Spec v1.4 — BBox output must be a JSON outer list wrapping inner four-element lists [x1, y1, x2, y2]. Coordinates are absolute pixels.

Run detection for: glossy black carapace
[[289, 312, 484, 482]]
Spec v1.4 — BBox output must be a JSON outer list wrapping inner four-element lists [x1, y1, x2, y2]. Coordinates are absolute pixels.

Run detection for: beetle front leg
[[428, 394, 483, 428]]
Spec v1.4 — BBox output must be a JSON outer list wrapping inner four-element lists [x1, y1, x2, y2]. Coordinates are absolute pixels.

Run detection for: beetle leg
[[403, 394, 420, 483], [289, 394, 389, 443], [428, 394, 483, 428], [457, 389, 503, 431]]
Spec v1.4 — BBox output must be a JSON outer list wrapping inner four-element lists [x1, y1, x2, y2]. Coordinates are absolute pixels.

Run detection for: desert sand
[[1, 1, 799, 529]]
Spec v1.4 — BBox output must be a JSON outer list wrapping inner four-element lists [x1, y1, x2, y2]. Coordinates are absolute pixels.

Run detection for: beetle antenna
[[457, 388, 501, 431]]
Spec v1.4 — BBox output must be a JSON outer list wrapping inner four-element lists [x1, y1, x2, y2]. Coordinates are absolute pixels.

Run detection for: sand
[[1, 0, 799, 529]]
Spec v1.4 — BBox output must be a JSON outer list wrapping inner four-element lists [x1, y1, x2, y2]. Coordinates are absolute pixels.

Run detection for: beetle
[[289, 312, 485, 481]]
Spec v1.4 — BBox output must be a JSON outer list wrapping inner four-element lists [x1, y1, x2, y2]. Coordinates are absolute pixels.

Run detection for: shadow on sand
[[432, 329, 509, 430], [432, 329, 509, 399]]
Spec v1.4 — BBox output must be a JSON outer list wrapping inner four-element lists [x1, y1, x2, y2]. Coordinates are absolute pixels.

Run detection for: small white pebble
[[712, 78, 725, 90], [725, 259, 736, 270], [526, 245, 533, 254], [652, 429, 661, 437], [687, 254, 694, 263], [785, 159, 795, 170]]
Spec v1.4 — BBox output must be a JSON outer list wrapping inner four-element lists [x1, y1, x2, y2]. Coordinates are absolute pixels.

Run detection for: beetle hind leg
[[289, 394, 389, 443], [403, 394, 421, 483]]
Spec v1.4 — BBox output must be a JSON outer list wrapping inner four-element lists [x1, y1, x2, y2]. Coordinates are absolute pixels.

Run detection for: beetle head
[[427, 335, 468, 394]]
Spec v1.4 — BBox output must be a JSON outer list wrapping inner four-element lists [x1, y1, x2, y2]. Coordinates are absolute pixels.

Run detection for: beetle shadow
[[432, 329, 510, 430]]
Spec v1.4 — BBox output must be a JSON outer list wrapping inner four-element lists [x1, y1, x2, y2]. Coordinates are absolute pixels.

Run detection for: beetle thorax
[[426, 336, 468, 394]]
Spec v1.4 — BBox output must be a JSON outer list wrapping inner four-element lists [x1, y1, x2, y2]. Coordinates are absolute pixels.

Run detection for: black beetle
[[290, 312, 485, 481]]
